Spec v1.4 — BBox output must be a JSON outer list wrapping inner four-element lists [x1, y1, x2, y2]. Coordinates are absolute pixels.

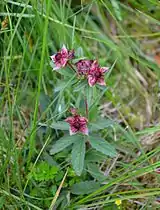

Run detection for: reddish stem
[[67, 62, 76, 73]]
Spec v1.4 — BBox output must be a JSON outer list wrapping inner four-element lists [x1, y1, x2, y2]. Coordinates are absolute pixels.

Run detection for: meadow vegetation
[[0, 0, 160, 209]]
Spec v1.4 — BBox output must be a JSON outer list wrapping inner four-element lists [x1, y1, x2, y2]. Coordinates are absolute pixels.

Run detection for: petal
[[61, 44, 68, 55], [92, 60, 99, 67], [101, 67, 109, 73], [79, 116, 88, 123], [97, 77, 106, 86], [65, 117, 74, 124], [61, 59, 68, 67], [53, 62, 65, 70], [88, 76, 96, 87], [50, 55, 55, 61], [90, 60, 99, 70], [70, 126, 78, 135], [52, 66, 61, 70], [79, 126, 89, 135]]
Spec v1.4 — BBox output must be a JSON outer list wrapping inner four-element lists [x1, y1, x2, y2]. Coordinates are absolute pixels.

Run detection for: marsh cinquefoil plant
[[50, 45, 117, 176]]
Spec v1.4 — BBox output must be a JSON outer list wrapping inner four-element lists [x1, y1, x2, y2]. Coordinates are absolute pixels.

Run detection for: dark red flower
[[87, 60, 109, 87], [65, 110, 88, 135], [50, 45, 74, 70], [75, 59, 94, 75]]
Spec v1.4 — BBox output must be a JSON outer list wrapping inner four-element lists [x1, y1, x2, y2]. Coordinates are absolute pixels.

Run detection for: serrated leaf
[[89, 118, 115, 131], [58, 67, 75, 77], [51, 121, 69, 130], [89, 136, 117, 157], [50, 135, 82, 155], [71, 181, 100, 195], [71, 137, 85, 176], [39, 121, 69, 130], [88, 105, 98, 122], [86, 149, 106, 162], [86, 86, 93, 108], [54, 79, 77, 92], [87, 163, 106, 181], [90, 87, 108, 110]]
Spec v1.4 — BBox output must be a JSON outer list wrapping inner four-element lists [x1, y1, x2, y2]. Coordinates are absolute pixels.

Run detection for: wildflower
[[65, 109, 88, 136], [87, 60, 109, 87], [75, 59, 94, 75], [50, 45, 74, 70], [115, 199, 122, 208], [155, 168, 160, 174]]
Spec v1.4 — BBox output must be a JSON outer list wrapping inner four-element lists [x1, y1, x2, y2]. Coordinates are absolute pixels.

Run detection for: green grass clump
[[0, 0, 160, 209]]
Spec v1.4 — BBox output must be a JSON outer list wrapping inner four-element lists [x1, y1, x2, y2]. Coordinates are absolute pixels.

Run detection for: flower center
[[73, 117, 82, 129], [55, 53, 62, 61], [90, 69, 101, 78], [74, 122, 80, 129], [95, 71, 101, 77]]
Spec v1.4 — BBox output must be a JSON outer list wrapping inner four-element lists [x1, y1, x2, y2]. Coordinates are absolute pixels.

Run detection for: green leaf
[[74, 47, 84, 57], [86, 149, 106, 162], [31, 162, 59, 181], [50, 121, 69, 130], [71, 181, 100, 195], [88, 105, 98, 122], [87, 163, 106, 181], [89, 118, 115, 131], [111, 0, 122, 21], [58, 67, 75, 77], [71, 137, 85, 176], [0, 196, 5, 208], [74, 80, 88, 92], [54, 79, 77, 92], [39, 93, 50, 112], [86, 85, 93, 108], [89, 136, 117, 157], [39, 121, 69, 130], [50, 135, 82, 155]]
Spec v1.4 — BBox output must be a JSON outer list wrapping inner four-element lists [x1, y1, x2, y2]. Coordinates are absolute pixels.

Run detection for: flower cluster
[[50, 45, 74, 70], [50, 45, 110, 136], [51, 45, 109, 87], [76, 60, 109, 87]]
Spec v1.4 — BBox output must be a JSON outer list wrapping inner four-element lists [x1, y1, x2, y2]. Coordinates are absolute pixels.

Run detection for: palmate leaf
[[71, 137, 85, 176], [89, 136, 117, 157], [50, 135, 82, 155]]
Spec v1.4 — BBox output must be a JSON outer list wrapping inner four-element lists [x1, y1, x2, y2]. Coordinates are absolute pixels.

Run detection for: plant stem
[[84, 95, 89, 119], [67, 62, 76, 73]]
